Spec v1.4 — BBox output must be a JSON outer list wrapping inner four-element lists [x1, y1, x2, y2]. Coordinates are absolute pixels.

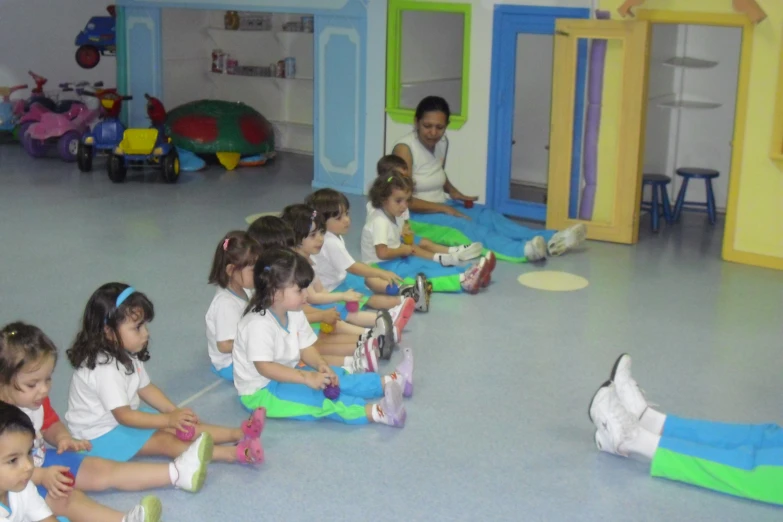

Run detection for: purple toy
[[385, 283, 398, 295], [176, 425, 195, 441], [324, 384, 340, 400], [345, 301, 359, 313]]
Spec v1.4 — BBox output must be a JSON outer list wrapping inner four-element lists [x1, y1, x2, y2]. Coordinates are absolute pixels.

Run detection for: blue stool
[[672, 167, 719, 225], [641, 173, 673, 232]]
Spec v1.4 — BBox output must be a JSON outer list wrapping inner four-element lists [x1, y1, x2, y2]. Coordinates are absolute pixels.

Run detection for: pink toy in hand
[[176, 425, 196, 441], [345, 301, 359, 313]]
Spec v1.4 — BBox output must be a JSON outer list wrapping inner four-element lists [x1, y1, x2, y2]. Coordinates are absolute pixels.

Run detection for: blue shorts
[[85, 406, 158, 462], [332, 272, 370, 296], [37, 450, 86, 498], [211, 363, 233, 382]]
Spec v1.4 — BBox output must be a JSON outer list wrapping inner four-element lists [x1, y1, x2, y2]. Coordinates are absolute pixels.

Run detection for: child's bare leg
[[366, 294, 403, 309], [322, 354, 350, 366], [193, 423, 243, 445], [418, 238, 450, 254], [138, 430, 190, 459], [345, 311, 377, 328], [317, 333, 359, 345], [314, 338, 359, 357], [47, 489, 139, 522], [334, 320, 366, 335], [150, 428, 239, 464], [365, 277, 394, 295], [75, 457, 170, 492]]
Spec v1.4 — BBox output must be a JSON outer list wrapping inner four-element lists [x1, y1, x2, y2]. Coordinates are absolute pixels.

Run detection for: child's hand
[[398, 245, 414, 257], [341, 290, 364, 303], [322, 308, 341, 325], [56, 436, 92, 454], [317, 363, 339, 387], [303, 370, 331, 390], [43, 466, 74, 499], [383, 271, 403, 285], [444, 206, 469, 219], [167, 408, 198, 432]]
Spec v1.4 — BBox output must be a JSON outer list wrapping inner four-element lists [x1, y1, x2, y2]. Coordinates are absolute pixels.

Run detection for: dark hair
[[0, 402, 35, 439], [415, 96, 451, 123], [369, 171, 414, 209], [377, 154, 408, 178], [0, 322, 58, 390], [280, 204, 325, 247], [67, 283, 154, 374], [304, 189, 350, 222], [246, 248, 314, 316], [208, 230, 260, 288], [247, 216, 296, 250]]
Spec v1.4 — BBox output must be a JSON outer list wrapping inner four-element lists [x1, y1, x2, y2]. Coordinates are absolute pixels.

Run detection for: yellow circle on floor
[[245, 211, 280, 224], [517, 271, 589, 291]]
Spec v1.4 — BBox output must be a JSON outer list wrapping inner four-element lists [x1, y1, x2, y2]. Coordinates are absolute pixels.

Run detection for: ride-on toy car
[[77, 88, 132, 172], [108, 128, 180, 183], [75, 5, 116, 69], [0, 84, 27, 141]]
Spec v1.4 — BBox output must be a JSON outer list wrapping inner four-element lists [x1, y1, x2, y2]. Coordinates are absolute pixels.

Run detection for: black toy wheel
[[77, 142, 93, 172], [107, 154, 127, 183], [76, 45, 101, 69], [161, 150, 180, 183]]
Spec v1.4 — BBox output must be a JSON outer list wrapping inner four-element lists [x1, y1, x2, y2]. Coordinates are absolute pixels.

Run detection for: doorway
[[640, 22, 742, 236], [486, 5, 590, 222]]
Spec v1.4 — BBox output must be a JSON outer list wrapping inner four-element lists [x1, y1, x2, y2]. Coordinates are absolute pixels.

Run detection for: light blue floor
[[1, 147, 782, 521]]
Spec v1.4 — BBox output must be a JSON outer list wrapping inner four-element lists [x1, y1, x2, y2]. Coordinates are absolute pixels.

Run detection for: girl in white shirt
[[233, 247, 411, 427], [362, 173, 493, 295], [0, 389, 161, 522], [65, 283, 267, 467], [205, 230, 259, 381]]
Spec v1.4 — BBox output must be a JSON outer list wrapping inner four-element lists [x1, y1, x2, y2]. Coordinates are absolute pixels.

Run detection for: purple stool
[[672, 167, 719, 225], [641, 173, 673, 232]]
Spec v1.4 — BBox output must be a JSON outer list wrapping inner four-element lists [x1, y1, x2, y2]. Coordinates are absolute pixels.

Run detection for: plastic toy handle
[[94, 81, 104, 87]]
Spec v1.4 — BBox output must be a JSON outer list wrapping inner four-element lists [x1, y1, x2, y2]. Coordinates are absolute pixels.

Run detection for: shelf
[[206, 27, 313, 40], [269, 119, 313, 128], [658, 99, 722, 110], [662, 57, 718, 69], [209, 71, 313, 81]]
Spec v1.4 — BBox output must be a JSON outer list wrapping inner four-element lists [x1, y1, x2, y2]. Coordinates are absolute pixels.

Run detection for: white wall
[[400, 10, 464, 113], [0, 0, 116, 96], [385, 0, 592, 203], [511, 32, 553, 186], [161, 9, 214, 109]]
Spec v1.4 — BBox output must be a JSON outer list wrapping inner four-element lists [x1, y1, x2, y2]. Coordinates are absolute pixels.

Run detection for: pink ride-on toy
[[21, 82, 100, 162]]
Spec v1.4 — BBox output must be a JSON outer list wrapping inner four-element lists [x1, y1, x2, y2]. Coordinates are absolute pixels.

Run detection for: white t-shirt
[[65, 356, 151, 440], [311, 231, 356, 292], [365, 201, 409, 221], [0, 481, 53, 522], [19, 399, 59, 468], [205, 287, 247, 370], [232, 310, 318, 396], [361, 207, 404, 264], [394, 131, 449, 204]]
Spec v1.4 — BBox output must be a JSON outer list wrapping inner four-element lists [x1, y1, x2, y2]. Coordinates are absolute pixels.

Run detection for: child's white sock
[[433, 252, 459, 266], [168, 462, 177, 485], [639, 408, 667, 435]]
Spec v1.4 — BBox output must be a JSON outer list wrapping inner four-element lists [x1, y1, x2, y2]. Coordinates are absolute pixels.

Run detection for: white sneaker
[[588, 383, 638, 457], [453, 242, 483, 261], [547, 224, 587, 256], [172, 434, 211, 492], [435, 252, 460, 266], [354, 336, 378, 373], [524, 236, 547, 261], [122, 496, 162, 522], [610, 354, 649, 419], [459, 263, 487, 294], [173, 433, 213, 492]]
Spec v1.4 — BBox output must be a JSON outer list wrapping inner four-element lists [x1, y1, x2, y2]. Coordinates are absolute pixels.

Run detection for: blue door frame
[[486, 5, 590, 222]]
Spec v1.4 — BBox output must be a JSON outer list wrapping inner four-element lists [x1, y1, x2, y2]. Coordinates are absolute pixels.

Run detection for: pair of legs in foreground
[[589, 354, 783, 506]]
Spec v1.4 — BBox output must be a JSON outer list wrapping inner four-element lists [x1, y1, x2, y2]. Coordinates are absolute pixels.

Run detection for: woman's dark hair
[[245, 248, 314, 316], [0, 402, 35, 439], [377, 154, 408, 177], [304, 189, 350, 221], [369, 171, 414, 209], [208, 230, 260, 288], [247, 216, 296, 250], [415, 96, 451, 123], [67, 283, 154, 374], [0, 322, 58, 390], [280, 204, 325, 247]]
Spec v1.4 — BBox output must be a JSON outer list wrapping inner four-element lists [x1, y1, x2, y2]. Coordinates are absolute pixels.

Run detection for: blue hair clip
[[263, 266, 271, 272], [116, 286, 135, 308]]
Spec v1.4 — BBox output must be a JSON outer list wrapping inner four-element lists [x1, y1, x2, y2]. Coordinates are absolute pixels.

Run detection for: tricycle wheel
[[58, 131, 81, 162], [108, 154, 127, 183], [76, 45, 101, 69], [161, 149, 180, 183], [77, 142, 93, 172], [22, 132, 47, 158]]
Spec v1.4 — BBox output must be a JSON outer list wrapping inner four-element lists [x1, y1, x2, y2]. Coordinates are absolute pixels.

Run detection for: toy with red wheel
[[75, 5, 116, 69]]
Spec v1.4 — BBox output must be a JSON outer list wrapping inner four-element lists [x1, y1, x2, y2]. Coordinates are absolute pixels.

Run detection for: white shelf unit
[[662, 56, 718, 69], [206, 12, 315, 155]]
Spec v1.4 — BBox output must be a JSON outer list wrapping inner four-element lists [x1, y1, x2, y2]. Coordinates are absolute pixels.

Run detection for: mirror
[[386, 1, 471, 129]]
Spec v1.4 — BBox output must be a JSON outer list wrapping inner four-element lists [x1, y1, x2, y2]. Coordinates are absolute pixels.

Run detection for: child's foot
[[389, 297, 415, 336], [434, 252, 460, 266], [524, 236, 548, 262], [172, 433, 212, 492], [588, 383, 638, 457], [241, 408, 267, 439], [122, 495, 162, 522], [236, 437, 264, 465], [609, 354, 650, 419], [460, 263, 488, 294], [353, 336, 379, 372], [400, 283, 426, 313], [373, 309, 398, 350], [451, 242, 483, 261], [393, 347, 414, 397], [547, 223, 587, 256], [477, 251, 496, 288], [372, 381, 406, 427]]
